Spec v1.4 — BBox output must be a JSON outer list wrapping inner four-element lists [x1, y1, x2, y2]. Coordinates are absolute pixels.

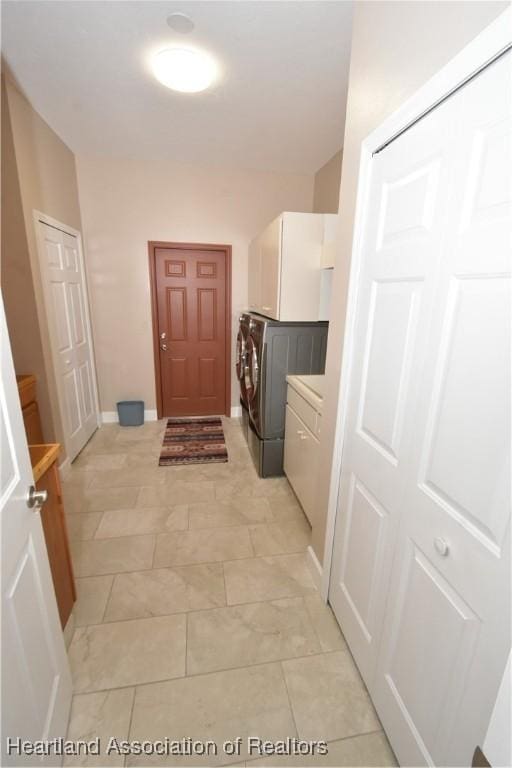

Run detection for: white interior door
[[329, 48, 511, 768], [37, 219, 98, 460], [0, 296, 72, 766], [372, 50, 511, 768], [328, 79, 458, 684]]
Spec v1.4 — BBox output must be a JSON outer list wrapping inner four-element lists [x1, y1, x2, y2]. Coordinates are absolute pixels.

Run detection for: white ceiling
[[1, 1, 353, 174]]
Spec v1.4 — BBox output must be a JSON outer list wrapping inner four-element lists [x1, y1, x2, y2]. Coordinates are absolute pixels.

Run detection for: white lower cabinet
[[284, 377, 323, 523], [284, 406, 318, 522]]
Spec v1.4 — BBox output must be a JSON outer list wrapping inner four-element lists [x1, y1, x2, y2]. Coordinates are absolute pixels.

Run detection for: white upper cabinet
[[321, 213, 339, 268], [248, 236, 261, 313], [248, 212, 325, 321], [259, 214, 282, 319]]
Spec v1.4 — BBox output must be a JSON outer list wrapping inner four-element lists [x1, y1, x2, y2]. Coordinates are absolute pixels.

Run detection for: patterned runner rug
[[159, 417, 228, 466]]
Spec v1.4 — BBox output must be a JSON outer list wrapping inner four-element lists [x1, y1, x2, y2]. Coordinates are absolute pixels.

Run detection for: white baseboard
[[307, 545, 323, 592], [100, 409, 158, 424], [230, 405, 242, 418]]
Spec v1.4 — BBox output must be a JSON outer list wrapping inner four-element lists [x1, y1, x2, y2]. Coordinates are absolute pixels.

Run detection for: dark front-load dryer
[[236, 314, 252, 441], [244, 314, 328, 477], [236, 314, 251, 410]]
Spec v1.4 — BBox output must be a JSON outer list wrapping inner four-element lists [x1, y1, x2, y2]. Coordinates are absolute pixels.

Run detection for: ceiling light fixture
[[166, 12, 194, 33], [151, 47, 218, 93]]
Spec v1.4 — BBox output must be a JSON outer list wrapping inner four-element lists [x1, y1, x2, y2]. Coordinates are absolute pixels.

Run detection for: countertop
[[286, 374, 325, 413], [29, 444, 61, 482]]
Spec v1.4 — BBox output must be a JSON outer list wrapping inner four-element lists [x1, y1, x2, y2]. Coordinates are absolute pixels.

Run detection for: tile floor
[[62, 418, 396, 767]]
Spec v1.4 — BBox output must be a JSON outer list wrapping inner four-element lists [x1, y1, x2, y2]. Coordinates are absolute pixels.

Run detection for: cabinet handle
[[297, 429, 304, 436], [300, 434, 308, 440], [262, 306, 272, 311]]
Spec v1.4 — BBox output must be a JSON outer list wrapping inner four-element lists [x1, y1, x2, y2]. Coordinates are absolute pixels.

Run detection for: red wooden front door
[[152, 244, 230, 417]]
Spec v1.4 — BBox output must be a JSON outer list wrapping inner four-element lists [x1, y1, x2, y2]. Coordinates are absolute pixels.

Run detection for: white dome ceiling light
[[152, 46, 218, 93], [166, 12, 195, 34]]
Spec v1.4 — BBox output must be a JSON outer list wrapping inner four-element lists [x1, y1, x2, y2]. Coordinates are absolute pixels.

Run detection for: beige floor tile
[[224, 554, 317, 605], [115, 424, 162, 441], [224, 446, 254, 466], [73, 452, 128, 471], [104, 564, 226, 621], [247, 731, 395, 767], [66, 512, 103, 541], [325, 732, 396, 767], [304, 594, 346, 652], [161, 458, 249, 482], [128, 663, 296, 766], [189, 499, 274, 529], [265, 496, 307, 522], [138, 481, 215, 507], [95, 505, 188, 538], [71, 535, 155, 577], [74, 575, 114, 626], [114, 439, 163, 456], [64, 688, 135, 766], [61, 470, 95, 493], [65, 486, 140, 515], [124, 451, 163, 468], [153, 527, 253, 567], [215, 476, 295, 502], [69, 615, 186, 692], [114, 432, 164, 450], [77, 425, 121, 453], [249, 518, 311, 556], [282, 651, 380, 742], [191, 461, 251, 482], [90, 467, 166, 489], [187, 597, 321, 675]]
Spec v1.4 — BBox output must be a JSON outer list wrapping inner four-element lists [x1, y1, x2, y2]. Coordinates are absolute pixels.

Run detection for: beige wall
[[1, 75, 84, 455], [312, 0, 509, 561], [313, 149, 343, 214], [76, 156, 314, 414], [1, 78, 50, 437]]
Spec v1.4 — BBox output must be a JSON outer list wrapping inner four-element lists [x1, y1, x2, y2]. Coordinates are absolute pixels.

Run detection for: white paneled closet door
[[328, 76, 459, 683], [38, 221, 98, 460], [329, 50, 511, 767], [373, 51, 511, 768]]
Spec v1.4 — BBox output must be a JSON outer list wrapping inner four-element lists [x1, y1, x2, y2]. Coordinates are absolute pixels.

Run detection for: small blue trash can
[[117, 400, 144, 426]]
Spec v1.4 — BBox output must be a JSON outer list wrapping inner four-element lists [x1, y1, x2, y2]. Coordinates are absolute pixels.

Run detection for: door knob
[[161, 343, 167, 351], [27, 485, 48, 510], [434, 537, 449, 557], [160, 332, 166, 340]]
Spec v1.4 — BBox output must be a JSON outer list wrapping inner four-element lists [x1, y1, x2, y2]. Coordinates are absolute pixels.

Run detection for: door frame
[[148, 241, 232, 419], [321, 8, 511, 601], [32, 211, 101, 464]]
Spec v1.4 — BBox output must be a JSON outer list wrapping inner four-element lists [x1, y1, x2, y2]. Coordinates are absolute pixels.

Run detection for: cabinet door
[[22, 401, 44, 444], [284, 404, 319, 523], [259, 216, 281, 319], [38, 465, 76, 628], [248, 236, 261, 312], [280, 213, 323, 321]]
